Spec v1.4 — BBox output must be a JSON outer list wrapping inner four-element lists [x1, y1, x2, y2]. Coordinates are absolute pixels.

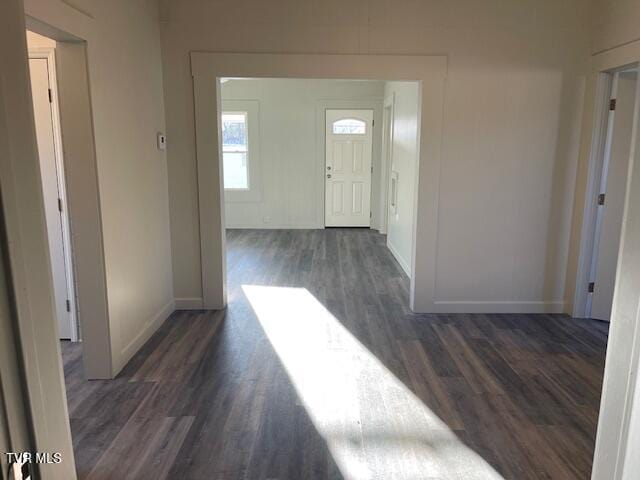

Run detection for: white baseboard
[[226, 225, 385, 231], [225, 224, 322, 230], [175, 297, 204, 309], [116, 299, 175, 375], [430, 300, 566, 314], [386, 239, 411, 277]]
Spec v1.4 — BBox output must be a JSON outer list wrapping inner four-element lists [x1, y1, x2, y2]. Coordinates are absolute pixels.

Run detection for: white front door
[[29, 57, 74, 339], [325, 109, 373, 227]]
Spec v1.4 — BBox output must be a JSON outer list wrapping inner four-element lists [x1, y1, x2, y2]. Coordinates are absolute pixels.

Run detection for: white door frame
[[0, 1, 76, 475], [324, 108, 374, 228], [585, 72, 619, 319], [191, 52, 447, 311], [315, 99, 383, 230], [586, 69, 638, 321], [379, 93, 395, 235], [573, 68, 640, 320], [572, 72, 613, 319], [29, 47, 79, 342], [570, 41, 640, 480]]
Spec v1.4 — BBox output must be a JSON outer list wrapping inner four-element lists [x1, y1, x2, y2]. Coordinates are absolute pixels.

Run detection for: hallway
[[62, 229, 608, 479]]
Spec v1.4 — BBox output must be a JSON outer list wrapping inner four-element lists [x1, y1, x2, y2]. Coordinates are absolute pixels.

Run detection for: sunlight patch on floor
[[242, 285, 504, 480]]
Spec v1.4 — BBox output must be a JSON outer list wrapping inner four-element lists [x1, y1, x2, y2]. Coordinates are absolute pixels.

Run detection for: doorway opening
[[218, 77, 419, 282], [574, 66, 639, 322], [23, 20, 112, 478], [27, 31, 78, 341], [24, 19, 111, 381], [190, 53, 446, 312]]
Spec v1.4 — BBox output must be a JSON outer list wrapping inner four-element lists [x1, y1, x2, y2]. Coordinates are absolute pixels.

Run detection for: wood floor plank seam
[[61, 228, 608, 480]]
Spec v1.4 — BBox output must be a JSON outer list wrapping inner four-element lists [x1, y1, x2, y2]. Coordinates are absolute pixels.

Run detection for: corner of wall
[[387, 238, 411, 277], [175, 297, 204, 310], [114, 299, 175, 376]]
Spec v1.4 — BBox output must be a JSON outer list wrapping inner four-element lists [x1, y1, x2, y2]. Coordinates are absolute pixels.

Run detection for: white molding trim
[[572, 73, 612, 318], [432, 300, 566, 314], [379, 92, 395, 235], [387, 238, 411, 277], [191, 52, 447, 312], [314, 98, 384, 230], [592, 38, 640, 72], [118, 300, 175, 372], [226, 224, 322, 230], [579, 41, 640, 480], [59, 0, 94, 19], [0, 2, 76, 475], [191, 52, 447, 80], [28, 47, 80, 342], [175, 297, 204, 310]]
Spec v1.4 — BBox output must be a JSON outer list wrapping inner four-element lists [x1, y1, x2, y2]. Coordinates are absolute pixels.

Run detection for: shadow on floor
[[61, 228, 609, 480]]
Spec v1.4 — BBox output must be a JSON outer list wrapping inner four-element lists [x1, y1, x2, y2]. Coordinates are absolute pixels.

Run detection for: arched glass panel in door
[[332, 118, 366, 135]]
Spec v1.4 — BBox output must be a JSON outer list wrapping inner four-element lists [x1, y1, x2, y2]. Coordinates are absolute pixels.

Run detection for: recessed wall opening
[[573, 65, 639, 323], [24, 24, 111, 376], [219, 77, 419, 280], [22, 21, 112, 477], [573, 60, 640, 479], [190, 54, 448, 314], [26, 31, 78, 342]]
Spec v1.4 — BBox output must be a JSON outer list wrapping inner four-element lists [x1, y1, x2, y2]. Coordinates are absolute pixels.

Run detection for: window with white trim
[[222, 112, 249, 189], [220, 100, 261, 202]]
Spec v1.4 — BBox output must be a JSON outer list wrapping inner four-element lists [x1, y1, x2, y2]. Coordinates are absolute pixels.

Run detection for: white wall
[[383, 82, 419, 276], [593, 0, 640, 54], [161, 0, 592, 312], [26, 29, 54, 47], [25, 0, 174, 376], [221, 78, 384, 229]]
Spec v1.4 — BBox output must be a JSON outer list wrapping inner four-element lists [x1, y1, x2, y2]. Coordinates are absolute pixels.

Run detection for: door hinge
[[66, 299, 71, 312], [48, 88, 52, 103], [610, 98, 617, 111], [370, 166, 373, 173], [588, 282, 595, 293], [369, 211, 372, 218], [58, 198, 63, 212], [372, 119, 375, 127], [598, 193, 605, 206]]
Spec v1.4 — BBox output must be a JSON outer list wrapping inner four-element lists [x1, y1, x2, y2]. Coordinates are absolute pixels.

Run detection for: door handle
[[326, 174, 332, 179], [327, 166, 332, 170]]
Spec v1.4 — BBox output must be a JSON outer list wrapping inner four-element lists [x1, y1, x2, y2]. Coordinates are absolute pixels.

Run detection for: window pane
[[222, 111, 249, 189], [222, 113, 247, 148], [223, 152, 249, 189], [332, 118, 366, 135]]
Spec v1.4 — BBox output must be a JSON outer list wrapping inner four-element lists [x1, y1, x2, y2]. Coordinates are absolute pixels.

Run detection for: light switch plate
[[157, 132, 166, 151]]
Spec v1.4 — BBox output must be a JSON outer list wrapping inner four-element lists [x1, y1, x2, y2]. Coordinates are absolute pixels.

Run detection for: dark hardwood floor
[[61, 228, 608, 479]]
